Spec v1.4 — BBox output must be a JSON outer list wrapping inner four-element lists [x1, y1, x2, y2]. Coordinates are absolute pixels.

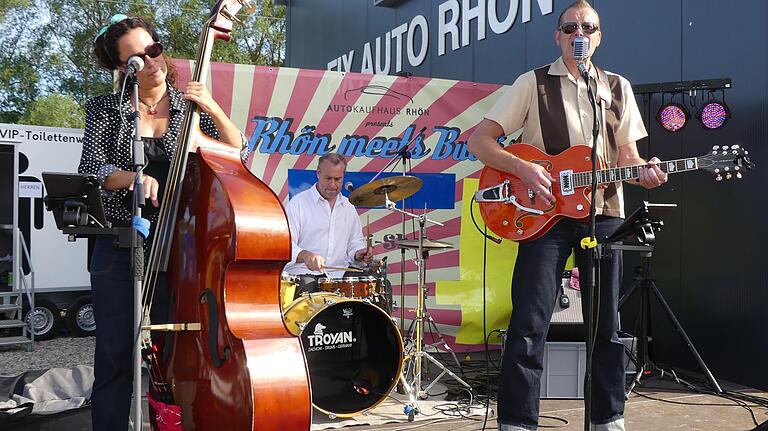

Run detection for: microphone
[[125, 56, 145, 76], [572, 35, 590, 79], [344, 181, 354, 192]]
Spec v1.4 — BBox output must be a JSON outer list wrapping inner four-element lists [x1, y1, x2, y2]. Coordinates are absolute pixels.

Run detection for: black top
[[141, 136, 170, 220], [78, 84, 221, 224]]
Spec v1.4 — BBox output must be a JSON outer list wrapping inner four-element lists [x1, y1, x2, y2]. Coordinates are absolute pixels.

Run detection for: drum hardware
[[348, 175, 423, 337], [347, 133, 430, 419], [395, 238, 454, 250], [372, 192, 474, 400]]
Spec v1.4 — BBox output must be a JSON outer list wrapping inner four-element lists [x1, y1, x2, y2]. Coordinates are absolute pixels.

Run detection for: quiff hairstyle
[[557, 0, 601, 27]]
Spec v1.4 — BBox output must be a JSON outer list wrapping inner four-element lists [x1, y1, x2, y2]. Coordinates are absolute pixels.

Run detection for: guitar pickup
[[474, 180, 510, 203], [559, 169, 575, 196]]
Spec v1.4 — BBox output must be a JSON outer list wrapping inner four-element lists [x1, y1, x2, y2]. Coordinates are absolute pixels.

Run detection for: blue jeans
[[498, 216, 626, 429], [90, 235, 133, 431]]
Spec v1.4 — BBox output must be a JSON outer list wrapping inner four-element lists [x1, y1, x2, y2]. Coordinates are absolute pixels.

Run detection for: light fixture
[[656, 95, 690, 132], [698, 91, 731, 130]]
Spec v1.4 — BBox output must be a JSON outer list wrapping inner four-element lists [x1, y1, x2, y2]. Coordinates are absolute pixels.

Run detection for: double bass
[[142, 1, 311, 429]]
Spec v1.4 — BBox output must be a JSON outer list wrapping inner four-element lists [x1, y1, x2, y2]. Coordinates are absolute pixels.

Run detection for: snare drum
[[318, 276, 379, 299], [283, 293, 403, 417]]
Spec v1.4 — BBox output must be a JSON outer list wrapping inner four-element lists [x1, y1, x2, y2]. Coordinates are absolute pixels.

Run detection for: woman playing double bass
[[79, 14, 242, 430]]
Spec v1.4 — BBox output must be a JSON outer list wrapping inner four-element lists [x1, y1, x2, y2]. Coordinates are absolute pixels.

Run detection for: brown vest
[[533, 64, 628, 212]]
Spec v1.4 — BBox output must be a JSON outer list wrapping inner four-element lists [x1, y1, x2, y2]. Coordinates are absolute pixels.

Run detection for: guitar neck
[[573, 157, 699, 187]]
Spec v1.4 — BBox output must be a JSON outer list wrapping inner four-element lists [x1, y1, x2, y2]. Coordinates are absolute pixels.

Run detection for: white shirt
[[283, 183, 366, 278]]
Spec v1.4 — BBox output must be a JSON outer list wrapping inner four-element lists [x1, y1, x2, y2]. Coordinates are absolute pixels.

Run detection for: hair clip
[[94, 13, 129, 42]]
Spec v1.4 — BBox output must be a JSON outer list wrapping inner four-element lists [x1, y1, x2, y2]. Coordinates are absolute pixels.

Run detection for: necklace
[[138, 91, 168, 115]]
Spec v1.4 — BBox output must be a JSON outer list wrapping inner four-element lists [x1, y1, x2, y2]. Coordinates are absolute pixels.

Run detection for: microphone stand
[[580, 63, 601, 431], [128, 75, 146, 431]]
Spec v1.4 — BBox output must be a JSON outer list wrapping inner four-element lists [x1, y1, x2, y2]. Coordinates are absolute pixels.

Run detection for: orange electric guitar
[[475, 143, 752, 242]]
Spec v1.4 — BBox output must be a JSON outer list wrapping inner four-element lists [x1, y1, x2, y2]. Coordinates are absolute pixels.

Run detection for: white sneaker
[[591, 418, 625, 431]]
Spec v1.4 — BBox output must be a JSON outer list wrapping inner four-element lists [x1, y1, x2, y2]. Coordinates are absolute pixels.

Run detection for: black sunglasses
[[122, 42, 164, 65], [558, 22, 599, 35]]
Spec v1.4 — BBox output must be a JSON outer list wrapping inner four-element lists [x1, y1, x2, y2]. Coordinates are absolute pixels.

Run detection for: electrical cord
[[481, 223, 491, 430]]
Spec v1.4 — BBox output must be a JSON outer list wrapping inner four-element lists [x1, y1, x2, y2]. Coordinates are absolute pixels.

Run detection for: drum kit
[[279, 174, 473, 420]]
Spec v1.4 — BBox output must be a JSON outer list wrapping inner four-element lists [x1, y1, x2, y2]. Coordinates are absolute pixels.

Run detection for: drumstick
[[322, 265, 364, 273]]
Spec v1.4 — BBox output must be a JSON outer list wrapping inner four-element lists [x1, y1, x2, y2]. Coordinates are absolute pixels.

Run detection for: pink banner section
[[189, 62, 508, 351]]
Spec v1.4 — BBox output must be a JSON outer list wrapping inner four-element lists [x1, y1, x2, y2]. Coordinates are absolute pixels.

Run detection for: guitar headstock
[[697, 145, 754, 181], [208, 0, 257, 41]]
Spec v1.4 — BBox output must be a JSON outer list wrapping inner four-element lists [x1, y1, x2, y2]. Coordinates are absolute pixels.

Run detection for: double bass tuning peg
[[220, 7, 244, 25], [237, 0, 258, 14]]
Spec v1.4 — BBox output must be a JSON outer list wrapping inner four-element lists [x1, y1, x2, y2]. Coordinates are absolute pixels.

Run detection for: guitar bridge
[[474, 180, 544, 215]]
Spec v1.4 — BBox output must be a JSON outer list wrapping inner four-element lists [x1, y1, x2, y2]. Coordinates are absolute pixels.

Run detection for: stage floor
[[323, 377, 768, 430], [133, 361, 768, 431]]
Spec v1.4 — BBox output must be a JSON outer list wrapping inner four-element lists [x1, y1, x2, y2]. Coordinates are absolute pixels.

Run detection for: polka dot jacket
[[78, 83, 220, 224]]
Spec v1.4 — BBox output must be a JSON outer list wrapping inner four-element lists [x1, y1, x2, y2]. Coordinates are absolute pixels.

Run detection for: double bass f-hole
[[200, 289, 231, 367]]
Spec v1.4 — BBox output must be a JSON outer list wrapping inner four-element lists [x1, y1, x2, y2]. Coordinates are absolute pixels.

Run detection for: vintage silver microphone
[[124, 55, 145, 76], [573, 35, 590, 79]]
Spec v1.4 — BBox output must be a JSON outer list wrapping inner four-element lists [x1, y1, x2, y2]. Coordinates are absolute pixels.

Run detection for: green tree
[[20, 93, 85, 128], [0, 0, 286, 126]]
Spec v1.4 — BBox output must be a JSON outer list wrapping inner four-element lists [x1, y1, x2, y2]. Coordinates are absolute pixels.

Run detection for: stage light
[[698, 92, 730, 130], [656, 101, 690, 132]]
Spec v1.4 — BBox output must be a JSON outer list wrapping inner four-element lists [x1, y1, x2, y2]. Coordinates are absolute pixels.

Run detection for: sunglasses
[[558, 22, 599, 35], [121, 42, 164, 65]]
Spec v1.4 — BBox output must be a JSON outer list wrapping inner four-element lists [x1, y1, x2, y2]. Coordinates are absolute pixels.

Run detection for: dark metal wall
[[282, 0, 768, 390]]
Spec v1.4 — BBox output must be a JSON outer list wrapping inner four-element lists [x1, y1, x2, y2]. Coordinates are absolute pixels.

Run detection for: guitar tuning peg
[[736, 172, 743, 179], [726, 173, 733, 180], [714, 168, 720, 173], [724, 167, 730, 172], [713, 145, 720, 150], [732, 145, 740, 149], [735, 166, 741, 171], [716, 174, 723, 181], [722, 145, 730, 150]]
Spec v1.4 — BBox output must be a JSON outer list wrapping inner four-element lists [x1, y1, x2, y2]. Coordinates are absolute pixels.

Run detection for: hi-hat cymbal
[[349, 176, 423, 206], [395, 238, 454, 250]]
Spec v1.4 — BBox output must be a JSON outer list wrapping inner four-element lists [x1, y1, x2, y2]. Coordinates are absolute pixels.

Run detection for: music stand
[[605, 201, 722, 396], [42, 172, 130, 246]]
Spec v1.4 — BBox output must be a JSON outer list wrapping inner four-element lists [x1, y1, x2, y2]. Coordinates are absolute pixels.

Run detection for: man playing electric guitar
[[467, 2, 667, 430]]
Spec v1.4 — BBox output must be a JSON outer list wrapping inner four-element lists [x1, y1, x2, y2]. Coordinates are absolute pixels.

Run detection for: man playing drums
[[283, 153, 374, 298]]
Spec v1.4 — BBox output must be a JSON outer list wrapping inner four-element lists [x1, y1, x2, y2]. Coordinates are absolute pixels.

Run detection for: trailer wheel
[[66, 296, 96, 337], [23, 299, 61, 340]]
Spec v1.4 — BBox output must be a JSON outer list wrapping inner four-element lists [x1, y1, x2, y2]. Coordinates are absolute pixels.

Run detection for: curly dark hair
[[92, 15, 177, 85]]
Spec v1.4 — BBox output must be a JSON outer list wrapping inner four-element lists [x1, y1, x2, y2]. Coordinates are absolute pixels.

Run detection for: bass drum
[[283, 293, 403, 417]]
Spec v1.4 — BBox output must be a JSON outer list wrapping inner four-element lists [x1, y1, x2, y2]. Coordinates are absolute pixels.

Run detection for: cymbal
[[395, 238, 454, 250], [349, 176, 423, 206]]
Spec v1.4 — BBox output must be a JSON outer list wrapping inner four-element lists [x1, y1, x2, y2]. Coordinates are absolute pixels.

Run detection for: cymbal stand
[[366, 129, 421, 336], [383, 195, 473, 399]]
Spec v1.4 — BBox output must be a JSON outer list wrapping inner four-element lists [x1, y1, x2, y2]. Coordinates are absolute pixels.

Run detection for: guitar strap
[[534, 65, 570, 156]]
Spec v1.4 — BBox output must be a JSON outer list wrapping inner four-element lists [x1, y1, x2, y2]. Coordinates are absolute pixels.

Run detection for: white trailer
[[0, 123, 93, 339]]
